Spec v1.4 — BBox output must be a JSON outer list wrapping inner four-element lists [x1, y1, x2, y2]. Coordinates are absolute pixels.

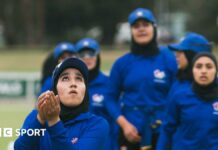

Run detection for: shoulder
[[170, 87, 193, 103], [159, 45, 176, 60], [113, 52, 135, 66], [111, 52, 138, 73], [90, 72, 109, 86], [84, 114, 109, 136], [88, 114, 109, 128], [158, 45, 177, 72], [98, 72, 109, 80]]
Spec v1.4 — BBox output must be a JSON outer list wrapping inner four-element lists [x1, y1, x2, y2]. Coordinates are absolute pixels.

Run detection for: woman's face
[[131, 19, 154, 45], [79, 50, 97, 70], [193, 56, 217, 86], [57, 68, 86, 107], [58, 52, 73, 63], [175, 51, 188, 70]]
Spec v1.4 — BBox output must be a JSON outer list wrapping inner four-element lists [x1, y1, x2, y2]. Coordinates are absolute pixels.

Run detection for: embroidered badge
[[92, 94, 104, 103], [213, 102, 218, 115], [71, 137, 78, 144], [154, 69, 165, 79], [153, 69, 166, 83]]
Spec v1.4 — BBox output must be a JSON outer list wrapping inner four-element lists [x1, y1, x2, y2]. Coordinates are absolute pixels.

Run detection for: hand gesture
[[43, 91, 61, 126]]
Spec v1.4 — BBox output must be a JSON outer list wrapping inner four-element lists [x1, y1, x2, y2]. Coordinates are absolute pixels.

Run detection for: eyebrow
[[75, 72, 83, 78], [59, 72, 69, 78], [59, 71, 83, 78]]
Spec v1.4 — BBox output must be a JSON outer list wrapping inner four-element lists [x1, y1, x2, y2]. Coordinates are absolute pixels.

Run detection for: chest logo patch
[[92, 94, 104, 103], [212, 102, 218, 115], [153, 69, 166, 83], [71, 137, 78, 144], [154, 69, 165, 79]]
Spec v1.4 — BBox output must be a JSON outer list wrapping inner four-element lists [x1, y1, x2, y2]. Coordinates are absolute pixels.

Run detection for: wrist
[[117, 115, 128, 129], [37, 114, 45, 125], [48, 117, 60, 127]]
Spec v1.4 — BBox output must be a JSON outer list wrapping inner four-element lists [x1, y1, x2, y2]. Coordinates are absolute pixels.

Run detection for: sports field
[[0, 46, 217, 149]]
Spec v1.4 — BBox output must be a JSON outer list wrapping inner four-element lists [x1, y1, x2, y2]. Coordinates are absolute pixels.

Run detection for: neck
[[192, 79, 218, 101]]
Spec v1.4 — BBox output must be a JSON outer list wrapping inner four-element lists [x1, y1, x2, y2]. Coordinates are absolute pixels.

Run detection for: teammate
[[14, 57, 109, 149], [40, 51, 57, 90], [105, 8, 177, 150], [39, 42, 77, 95], [167, 32, 212, 97], [157, 52, 218, 149], [76, 38, 118, 150]]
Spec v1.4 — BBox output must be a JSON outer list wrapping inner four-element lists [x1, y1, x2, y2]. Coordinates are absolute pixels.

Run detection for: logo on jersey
[[213, 102, 218, 115], [153, 69, 166, 83], [71, 137, 78, 144], [92, 94, 104, 103]]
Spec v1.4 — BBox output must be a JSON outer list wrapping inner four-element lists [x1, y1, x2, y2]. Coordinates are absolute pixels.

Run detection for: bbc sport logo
[[0, 128, 46, 137]]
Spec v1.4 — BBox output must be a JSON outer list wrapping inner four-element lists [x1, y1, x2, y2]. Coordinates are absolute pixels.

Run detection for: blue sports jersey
[[14, 110, 109, 150], [105, 49, 177, 120], [157, 87, 218, 150], [38, 76, 52, 96], [88, 71, 118, 150], [105, 48, 177, 146]]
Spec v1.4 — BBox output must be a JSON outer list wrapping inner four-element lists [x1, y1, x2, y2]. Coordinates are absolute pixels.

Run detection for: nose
[[70, 79, 77, 88], [201, 67, 207, 74]]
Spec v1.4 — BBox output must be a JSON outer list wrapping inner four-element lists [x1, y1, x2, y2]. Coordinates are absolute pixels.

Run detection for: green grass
[[0, 102, 34, 149], [0, 48, 127, 72]]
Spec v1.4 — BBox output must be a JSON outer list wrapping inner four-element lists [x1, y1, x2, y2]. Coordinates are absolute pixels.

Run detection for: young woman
[[105, 8, 177, 150], [157, 52, 218, 149], [167, 32, 212, 97], [14, 57, 109, 150], [39, 42, 77, 95], [76, 38, 118, 150]]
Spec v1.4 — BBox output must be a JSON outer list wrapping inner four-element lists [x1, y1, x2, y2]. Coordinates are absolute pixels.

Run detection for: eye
[[61, 76, 69, 81], [132, 23, 140, 29], [206, 64, 214, 69], [142, 22, 150, 27], [75, 76, 83, 82], [195, 64, 202, 69]]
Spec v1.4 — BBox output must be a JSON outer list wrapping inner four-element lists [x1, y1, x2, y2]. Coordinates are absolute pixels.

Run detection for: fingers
[[127, 130, 141, 143], [42, 91, 60, 121], [124, 122, 141, 143]]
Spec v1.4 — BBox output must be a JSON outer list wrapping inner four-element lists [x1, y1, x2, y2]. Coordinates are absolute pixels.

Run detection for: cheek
[[88, 59, 97, 70], [80, 84, 86, 98], [209, 70, 217, 80], [56, 82, 65, 97], [193, 70, 200, 79]]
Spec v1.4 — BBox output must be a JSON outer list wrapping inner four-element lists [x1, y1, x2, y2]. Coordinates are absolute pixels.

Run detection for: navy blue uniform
[[14, 110, 109, 150], [105, 48, 177, 147], [89, 71, 118, 150], [157, 87, 218, 150]]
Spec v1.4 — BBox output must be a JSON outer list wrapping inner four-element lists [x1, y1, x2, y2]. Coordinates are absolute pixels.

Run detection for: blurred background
[[0, 0, 218, 47], [0, 0, 218, 149]]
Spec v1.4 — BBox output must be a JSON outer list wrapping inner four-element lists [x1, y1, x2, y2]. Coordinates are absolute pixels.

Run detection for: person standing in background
[[105, 8, 177, 150], [167, 32, 212, 97], [76, 38, 118, 150], [157, 52, 218, 149]]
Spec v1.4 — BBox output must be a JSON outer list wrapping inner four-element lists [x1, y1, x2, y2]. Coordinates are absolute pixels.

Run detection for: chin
[[137, 40, 150, 45], [198, 82, 210, 86], [62, 99, 79, 107]]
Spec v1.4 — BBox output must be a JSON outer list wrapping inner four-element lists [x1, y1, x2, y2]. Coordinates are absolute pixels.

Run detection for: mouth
[[200, 76, 208, 81], [138, 33, 147, 37], [69, 90, 78, 95]]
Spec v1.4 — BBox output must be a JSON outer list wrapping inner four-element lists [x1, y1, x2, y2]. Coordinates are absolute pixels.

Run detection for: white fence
[[0, 72, 40, 101]]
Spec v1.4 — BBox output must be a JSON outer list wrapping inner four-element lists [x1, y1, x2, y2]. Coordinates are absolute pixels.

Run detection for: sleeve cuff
[[47, 120, 65, 137]]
